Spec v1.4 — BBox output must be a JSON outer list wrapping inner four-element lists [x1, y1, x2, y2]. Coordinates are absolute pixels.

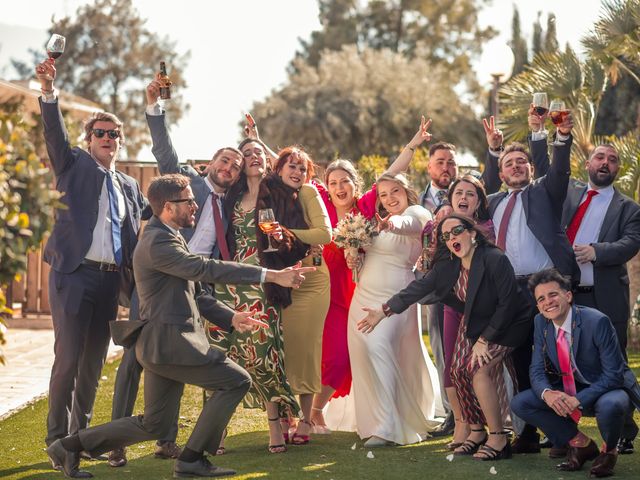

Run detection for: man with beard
[[47, 174, 315, 479], [561, 144, 640, 454], [481, 109, 580, 455], [107, 78, 244, 467]]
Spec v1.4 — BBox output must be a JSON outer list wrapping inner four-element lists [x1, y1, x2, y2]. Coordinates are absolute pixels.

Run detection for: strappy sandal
[[473, 431, 512, 461], [291, 419, 312, 445], [453, 428, 488, 456], [267, 418, 287, 454], [447, 419, 467, 450], [280, 416, 292, 444], [310, 407, 331, 434], [215, 428, 227, 455]]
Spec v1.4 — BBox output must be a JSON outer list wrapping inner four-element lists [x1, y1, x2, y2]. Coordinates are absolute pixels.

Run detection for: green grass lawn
[[1, 350, 639, 479]]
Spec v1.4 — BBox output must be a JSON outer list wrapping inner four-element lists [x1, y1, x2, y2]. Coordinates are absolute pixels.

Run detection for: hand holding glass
[[46, 34, 66, 60], [549, 99, 569, 146], [258, 209, 279, 252], [532, 92, 549, 135]]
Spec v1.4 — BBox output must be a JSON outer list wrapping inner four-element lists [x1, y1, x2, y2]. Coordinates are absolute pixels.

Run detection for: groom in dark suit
[[47, 174, 314, 478], [35, 59, 146, 454], [511, 268, 640, 477]]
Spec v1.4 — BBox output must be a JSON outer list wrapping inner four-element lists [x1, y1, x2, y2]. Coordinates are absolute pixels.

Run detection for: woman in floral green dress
[[206, 137, 299, 454]]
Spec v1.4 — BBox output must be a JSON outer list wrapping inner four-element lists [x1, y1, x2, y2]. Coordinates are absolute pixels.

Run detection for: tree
[[249, 46, 485, 165], [532, 12, 543, 56], [543, 13, 560, 53], [26, 0, 190, 158], [293, 0, 496, 89], [509, 6, 529, 76]]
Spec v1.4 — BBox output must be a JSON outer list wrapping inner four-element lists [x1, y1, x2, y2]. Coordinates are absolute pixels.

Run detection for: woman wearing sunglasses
[[358, 214, 531, 461]]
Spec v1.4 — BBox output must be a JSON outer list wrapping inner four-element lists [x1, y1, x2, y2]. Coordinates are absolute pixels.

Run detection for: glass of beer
[[258, 208, 279, 252]]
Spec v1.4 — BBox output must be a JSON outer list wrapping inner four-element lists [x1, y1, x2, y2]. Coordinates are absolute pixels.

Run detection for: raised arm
[[386, 116, 432, 176], [480, 116, 503, 195], [289, 184, 332, 245], [243, 113, 279, 162]]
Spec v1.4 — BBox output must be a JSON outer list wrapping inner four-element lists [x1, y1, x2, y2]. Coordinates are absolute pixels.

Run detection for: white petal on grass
[[489, 466, 497, 474], [351, 443, 357, 450], [446, 454, 454, 462], [366, 451, 375, 459]]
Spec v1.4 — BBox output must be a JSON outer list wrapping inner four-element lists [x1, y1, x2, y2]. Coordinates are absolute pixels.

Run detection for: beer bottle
[[159, 61, 172, 100]]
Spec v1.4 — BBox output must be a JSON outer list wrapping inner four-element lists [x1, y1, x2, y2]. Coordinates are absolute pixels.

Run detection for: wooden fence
[[8, 162, 160, 315]]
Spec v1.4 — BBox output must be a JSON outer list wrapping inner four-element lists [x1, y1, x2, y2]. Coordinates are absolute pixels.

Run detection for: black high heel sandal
[[454, 427, 488, 455], [267, 417, 287, 454], [473, 430, 512, 461]]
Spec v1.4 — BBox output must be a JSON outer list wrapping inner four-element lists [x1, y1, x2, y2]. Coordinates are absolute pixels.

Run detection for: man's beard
[[589, 169, 615, 187], [434, 175, 452, 190], [505, 176, 530, 189], [210, 171, 234, 190]]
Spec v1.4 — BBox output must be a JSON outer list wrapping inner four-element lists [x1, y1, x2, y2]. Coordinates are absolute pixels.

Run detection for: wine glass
[[46, 34, 66, 60], [258, 208, 279, 252], [532, 92, 549, 135], [549, 99, 569, 146]]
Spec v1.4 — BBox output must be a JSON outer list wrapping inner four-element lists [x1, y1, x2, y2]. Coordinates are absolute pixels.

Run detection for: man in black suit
[[35, 58, 146, 460], [482, 109, 580, 453], [108, 78, 246, 466], [561, 143, 640, 453], [47, 174, 314, 478]]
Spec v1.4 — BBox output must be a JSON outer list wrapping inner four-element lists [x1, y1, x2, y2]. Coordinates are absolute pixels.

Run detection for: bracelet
[[381, 303, 393, 317], [407, 145, 416, 152], [488, 145, 504, 153]]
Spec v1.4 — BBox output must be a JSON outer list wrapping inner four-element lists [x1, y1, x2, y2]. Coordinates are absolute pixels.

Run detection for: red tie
[[566, 190, 599, 245], [211, 193, 231, 260], [556, 329, 581, 423], [496, 190, 521, 251]]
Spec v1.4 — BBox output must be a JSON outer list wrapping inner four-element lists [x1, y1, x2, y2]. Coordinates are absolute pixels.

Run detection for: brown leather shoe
[[556, 439, 599, 471], [589, 451, 617, 477], [511, 435, 541, 454], [549, 445, 568, 458], [154, 441, 182, 459], [108, 447, 127, 467]]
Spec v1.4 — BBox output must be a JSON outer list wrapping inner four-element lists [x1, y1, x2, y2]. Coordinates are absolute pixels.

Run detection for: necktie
[[105, 171, 122, 266], [211, 193, 231, 260], [436, 189, 447, 206], [556, 329, 581, 423], [496, 190, 521, 251], [566, 190, 599, 245]]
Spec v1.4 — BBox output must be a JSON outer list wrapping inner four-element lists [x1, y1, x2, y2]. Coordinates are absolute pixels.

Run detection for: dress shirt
[[429, 184, 447, 208], [573, 185, 614, 286], [187, 177, 224, 256], [84, 168, 126, 264], [492, 187, 553, 275]]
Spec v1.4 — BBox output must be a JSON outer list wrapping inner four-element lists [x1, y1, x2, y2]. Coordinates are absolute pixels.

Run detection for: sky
[[0, 0, 606, 162]]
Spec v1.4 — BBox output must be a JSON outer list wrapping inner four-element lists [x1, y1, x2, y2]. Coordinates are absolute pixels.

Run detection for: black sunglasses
[[92, 128, 121, 139], [168, 197, 197, 206], [441, 224, 467, 241]]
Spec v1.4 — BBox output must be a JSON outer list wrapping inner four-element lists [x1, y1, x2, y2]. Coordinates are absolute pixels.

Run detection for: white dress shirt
[[492, 187, 553, 276], [573, 185, 614, 286], [187, 177, 224, 256]]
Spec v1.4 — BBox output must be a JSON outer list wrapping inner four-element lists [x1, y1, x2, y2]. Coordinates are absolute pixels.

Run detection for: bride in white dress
[[325, 173, 444, 446]]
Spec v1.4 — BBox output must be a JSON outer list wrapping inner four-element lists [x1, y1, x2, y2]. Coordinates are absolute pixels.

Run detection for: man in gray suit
[[561, 143, 640, 453], [35, 59, 146, 461], [47, 174, 314, 478], [108, 79, 244, 466]]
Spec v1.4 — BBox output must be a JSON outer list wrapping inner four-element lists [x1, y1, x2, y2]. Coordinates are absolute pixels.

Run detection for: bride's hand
[[375, 213, 395, 232], [357, 306, 385, 334]]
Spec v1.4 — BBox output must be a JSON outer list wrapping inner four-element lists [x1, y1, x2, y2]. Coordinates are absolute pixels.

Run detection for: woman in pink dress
[[309, 117, 433, 432]]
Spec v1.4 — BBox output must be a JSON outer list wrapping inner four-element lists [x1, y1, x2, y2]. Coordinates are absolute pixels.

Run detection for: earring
[[471, 237, 477, 246], [449, 250, 453, 260]]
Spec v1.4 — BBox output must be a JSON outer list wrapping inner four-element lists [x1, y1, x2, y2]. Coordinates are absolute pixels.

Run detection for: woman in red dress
[[309, 117, 432, 432]]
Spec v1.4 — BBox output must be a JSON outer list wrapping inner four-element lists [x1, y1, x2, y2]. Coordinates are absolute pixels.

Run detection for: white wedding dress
[[325, 205, 444, 444]]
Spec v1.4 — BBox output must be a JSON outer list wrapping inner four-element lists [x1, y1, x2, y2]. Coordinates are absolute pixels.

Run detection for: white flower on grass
[[445, 454, 454, 462], [489, 466, 497, 474], [366, 451, 375, 459], [351, 443, 357, 450]]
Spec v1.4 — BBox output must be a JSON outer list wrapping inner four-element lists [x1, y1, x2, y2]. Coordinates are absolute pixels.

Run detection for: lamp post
[[479, 39, 515, 122]]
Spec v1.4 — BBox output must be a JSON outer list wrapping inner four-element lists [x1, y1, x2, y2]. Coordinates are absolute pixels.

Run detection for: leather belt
[[81, 259, 119, 272], [575, 285, 594, 294]]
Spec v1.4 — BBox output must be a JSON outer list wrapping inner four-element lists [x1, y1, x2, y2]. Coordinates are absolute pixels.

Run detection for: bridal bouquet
[[333, 212, 375, 282]]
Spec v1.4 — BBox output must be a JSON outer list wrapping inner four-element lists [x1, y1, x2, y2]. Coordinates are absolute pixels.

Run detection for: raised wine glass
[[549, 99, 569, 146], [46, 34, 66, 60], [532, 92, 549, 135], [258, 208, 279, 252]]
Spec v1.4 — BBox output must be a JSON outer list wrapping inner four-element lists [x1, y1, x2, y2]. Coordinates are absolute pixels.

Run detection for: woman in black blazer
[[358, 214, 531, 461]]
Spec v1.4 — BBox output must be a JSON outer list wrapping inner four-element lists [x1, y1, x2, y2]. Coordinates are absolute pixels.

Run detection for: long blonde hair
[[375, 172, 418, 216]]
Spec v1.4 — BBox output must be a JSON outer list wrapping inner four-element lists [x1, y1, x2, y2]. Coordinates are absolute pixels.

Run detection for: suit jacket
[[133, 216, 263, 366], [387, 244, 531, 348], [529, 305, 640, 411], [40, 99, 146, 275], [486, 136, 580, 284], [146, 113, 236, 258], [562, 180, 640, 326]]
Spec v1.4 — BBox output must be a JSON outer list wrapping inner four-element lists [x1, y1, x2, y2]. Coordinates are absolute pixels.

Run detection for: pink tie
[[556, 329, 581, 423]]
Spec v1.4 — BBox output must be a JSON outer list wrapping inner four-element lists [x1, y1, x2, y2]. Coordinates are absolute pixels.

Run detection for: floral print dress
[[206, 202, 300, 414]]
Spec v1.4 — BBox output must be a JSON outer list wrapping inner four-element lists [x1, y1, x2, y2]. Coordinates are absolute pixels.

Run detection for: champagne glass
[[532, 92, 549, 135], [46, 34, 66, 60], [549, 99, 569, 146], [258, 208, 279, 252]]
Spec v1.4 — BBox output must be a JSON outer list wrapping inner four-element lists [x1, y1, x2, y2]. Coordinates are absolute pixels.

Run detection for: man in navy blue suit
[[511, 268, 640, 478], [35, 57, 146, 468]]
